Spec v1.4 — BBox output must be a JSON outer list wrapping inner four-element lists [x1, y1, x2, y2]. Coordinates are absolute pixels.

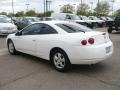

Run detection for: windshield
[[82, 16, 89, 20], [107, 17, 113, 21], [26, 18, 39, 22], [56, 23, 92, 33], [0, 18, 8, 23], [93, 17, 100, 20], [69, 15, 80, 20]]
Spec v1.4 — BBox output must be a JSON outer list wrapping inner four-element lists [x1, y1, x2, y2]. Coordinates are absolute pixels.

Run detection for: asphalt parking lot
[[0, 28, 120, 90]]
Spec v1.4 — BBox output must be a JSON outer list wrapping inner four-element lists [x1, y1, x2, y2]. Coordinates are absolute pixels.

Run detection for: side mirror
[[15, 31, 22, 36]]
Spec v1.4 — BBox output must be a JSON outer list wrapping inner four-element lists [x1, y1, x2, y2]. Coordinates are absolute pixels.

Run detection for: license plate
[[106, 46, 112, 53]]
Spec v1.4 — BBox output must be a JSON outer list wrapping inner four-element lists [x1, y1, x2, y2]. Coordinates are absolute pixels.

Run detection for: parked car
[[40, 17, 57, 21], [7, 21, 113, 71], [0, 17, 17, 35], [51, 13, 86, 26], [98, 16, 114, 26], [14, 17, 39, 30], [0, 15, 13, 23], [79, 16, 97, 28], [105, 17, 114, 26], [108, 17, 120, 33], [88, 16, 105, 27]]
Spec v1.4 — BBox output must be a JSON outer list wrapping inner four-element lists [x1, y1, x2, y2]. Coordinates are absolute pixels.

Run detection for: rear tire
[[50, 49, 71, 72], [7, 40, 17, 55]]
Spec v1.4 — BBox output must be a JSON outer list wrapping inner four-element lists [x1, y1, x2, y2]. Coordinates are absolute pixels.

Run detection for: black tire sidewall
[[8, 40, 16, 55]]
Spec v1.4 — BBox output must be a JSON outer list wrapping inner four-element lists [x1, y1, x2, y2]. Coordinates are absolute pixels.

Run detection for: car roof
[[33, 21, 70, 25]]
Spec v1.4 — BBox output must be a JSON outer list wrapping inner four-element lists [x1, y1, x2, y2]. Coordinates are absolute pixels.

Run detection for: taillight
[[88, 38, 94, 44], [81, 40, 87, 45], [81, 38, 94, 45]]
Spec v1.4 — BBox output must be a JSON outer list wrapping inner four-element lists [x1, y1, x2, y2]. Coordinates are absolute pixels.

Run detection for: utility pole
[[12, 0, 14, 17]]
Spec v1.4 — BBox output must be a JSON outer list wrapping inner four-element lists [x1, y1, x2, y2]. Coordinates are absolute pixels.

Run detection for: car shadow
[[13, 52, 109, 73], [18, 52, 52, 68], [68, 63, 108, 73]]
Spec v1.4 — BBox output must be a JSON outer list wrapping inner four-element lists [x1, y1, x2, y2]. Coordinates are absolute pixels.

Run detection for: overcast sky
[[0, 0, 120, 13]]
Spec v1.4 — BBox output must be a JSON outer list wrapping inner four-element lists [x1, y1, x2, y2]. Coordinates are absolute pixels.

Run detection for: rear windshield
[[56, 23, 92, 33]]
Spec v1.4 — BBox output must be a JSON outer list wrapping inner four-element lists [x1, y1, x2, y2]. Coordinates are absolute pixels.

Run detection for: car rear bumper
[[67, 41, 113, 64]]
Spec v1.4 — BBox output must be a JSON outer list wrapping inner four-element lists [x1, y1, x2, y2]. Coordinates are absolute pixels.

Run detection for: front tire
[[7, 40, 17, 55], [50, 50, 71, 72]]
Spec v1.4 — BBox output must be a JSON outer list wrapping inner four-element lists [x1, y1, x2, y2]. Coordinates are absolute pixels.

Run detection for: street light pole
[[44, 0, 46, 17], [97, 0, 100, 15], [81, 0, 82, 11], [12, 0, 14, 17], [90, 2, 93, 13], [73, 4, 76, 14], [111, 0, 115, 16], [59, 5, 62, 13], [46, 0, 48, 13]]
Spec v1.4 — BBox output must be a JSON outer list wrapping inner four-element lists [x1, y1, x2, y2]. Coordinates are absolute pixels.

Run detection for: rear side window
[[40, 24, 58, 34], [56, 23, 92, 33]]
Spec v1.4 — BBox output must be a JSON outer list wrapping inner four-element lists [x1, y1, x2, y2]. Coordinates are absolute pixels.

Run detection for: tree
[[25, 10, 36, 16], [94, 1, 110, 16], [15, 11, 24, 17], [0, 12, 7, 15], [37, 11, 53, 17], [61, 4, 74, 13], [77, 3, 90, 15], [114, 9, 120, 16], [7, 13, 14, 17]]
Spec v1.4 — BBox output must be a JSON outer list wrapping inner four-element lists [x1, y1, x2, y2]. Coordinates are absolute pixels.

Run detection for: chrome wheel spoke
[[57, 53, 62, 58], [53, 53, 65, 69], [59, 62, 65, 67]]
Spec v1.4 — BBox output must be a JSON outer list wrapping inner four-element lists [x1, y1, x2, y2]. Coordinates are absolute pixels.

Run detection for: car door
[[13, 23, 41, 55], [35, 23, 58, 60]]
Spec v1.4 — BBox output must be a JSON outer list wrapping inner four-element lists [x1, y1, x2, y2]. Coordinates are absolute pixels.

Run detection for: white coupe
[[7, 21, 113, 71]]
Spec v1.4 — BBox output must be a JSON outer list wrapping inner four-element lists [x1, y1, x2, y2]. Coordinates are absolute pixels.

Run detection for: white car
[[0, 17, 17, 35], [51, 13, 86, 25], [6, 21, 113, 71]]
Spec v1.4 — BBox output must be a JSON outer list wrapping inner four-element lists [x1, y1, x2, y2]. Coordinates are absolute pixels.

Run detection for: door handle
[[32, 40, 36, 42]]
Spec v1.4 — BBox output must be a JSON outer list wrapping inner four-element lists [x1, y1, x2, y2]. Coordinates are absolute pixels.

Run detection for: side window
[[66, 15, 71, 19], [40, 24, 58, 34], [21, 24, 41, 35]]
